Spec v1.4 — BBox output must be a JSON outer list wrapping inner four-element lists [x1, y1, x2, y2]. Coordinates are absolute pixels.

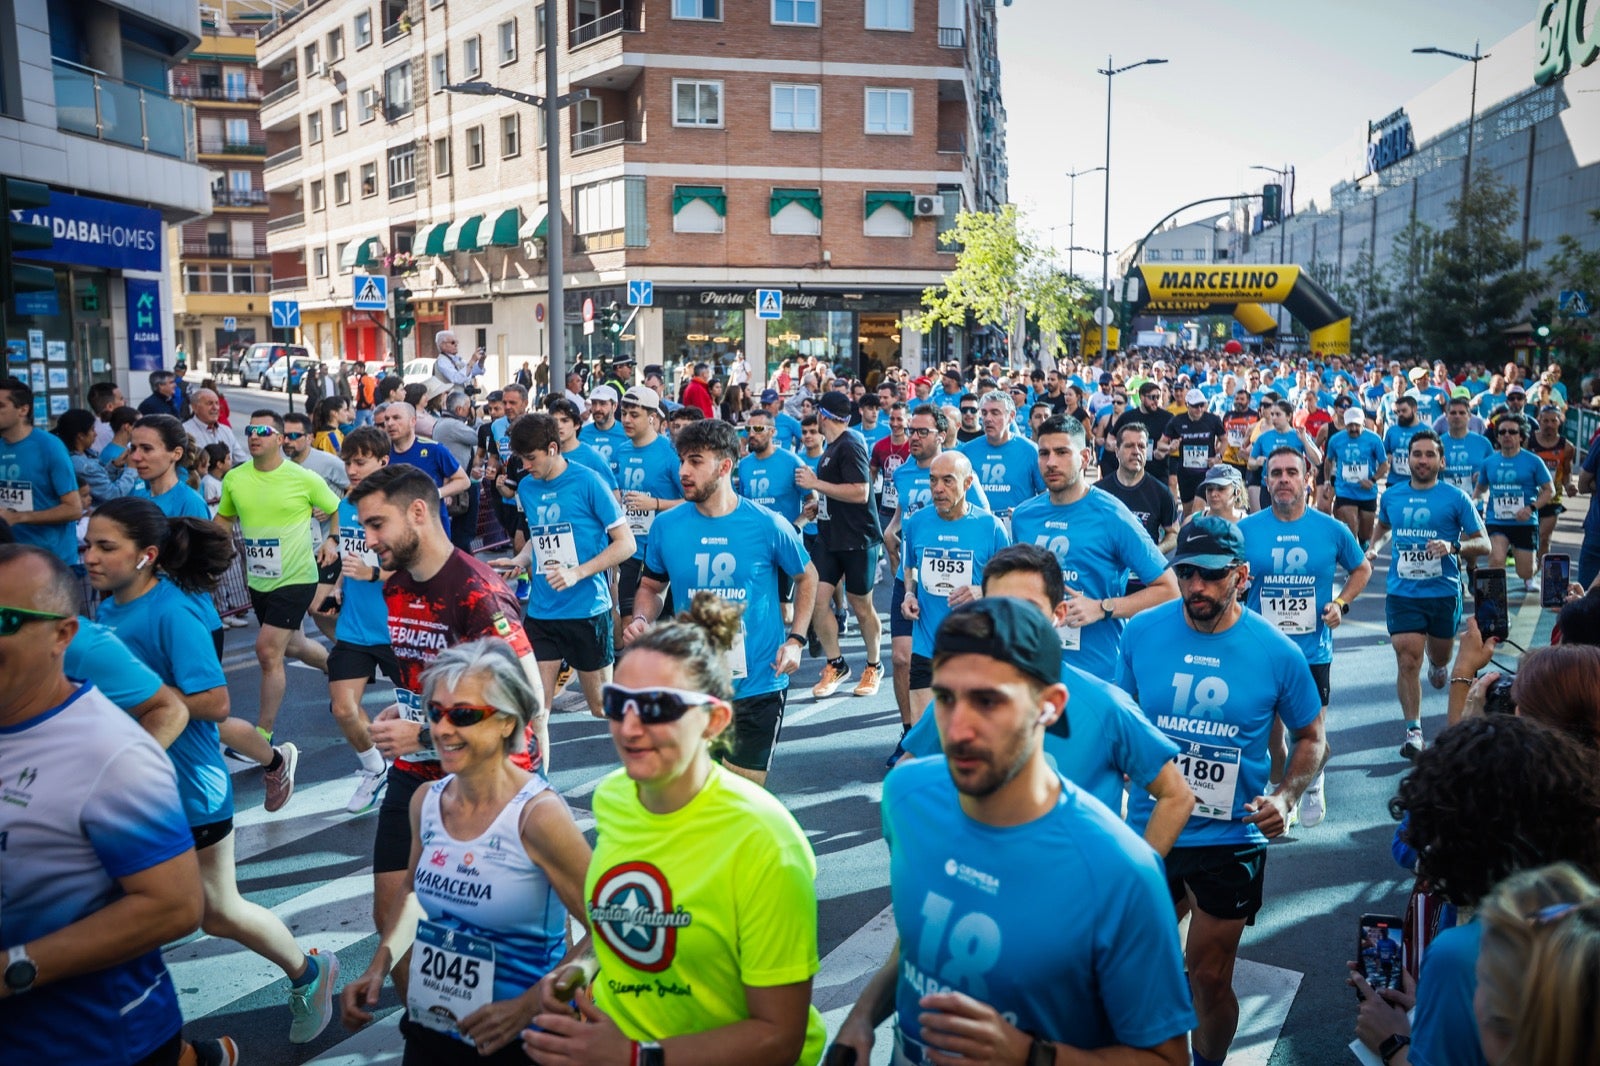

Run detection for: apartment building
[[257, 0, 1007, 386]]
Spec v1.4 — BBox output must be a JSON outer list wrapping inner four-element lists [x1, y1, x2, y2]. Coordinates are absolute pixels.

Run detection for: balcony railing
[[265, 145, 302, 169], [938, 26, 965, 49], [261, 81, 299, 106], [271, 275, 308, 292], [172, 82, 262, 102], [572, 120, 637, 152], [266, 211, 305, 232], [200, 136, 268, 155], [936, 130, 966, 154], [182, 241, 270, 258], [212, 189, 269, 207], [53, 58, 195, 161], [182, 272, 273, 294], [570, 7, 641, 48], [381, 18, 411, 44]]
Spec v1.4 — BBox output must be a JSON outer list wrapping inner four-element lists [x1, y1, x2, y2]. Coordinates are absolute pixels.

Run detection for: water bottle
[[514, 569, 530, 602]]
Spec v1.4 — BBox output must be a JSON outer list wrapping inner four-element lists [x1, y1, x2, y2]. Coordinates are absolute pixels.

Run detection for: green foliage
[[1543, 207, 1600, 369]]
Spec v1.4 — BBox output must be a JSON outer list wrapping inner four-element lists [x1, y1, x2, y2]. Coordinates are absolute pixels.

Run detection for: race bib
[[625, 505, 654, 538], [993, 508, 1013, 538], [1055, 620, 1081, 652], [1260, 584, 1315, 635], [1391, 452, 1410, 477], [1341, 462, 1368, 484], [1227, 428, 1246, 448], [242, 537, 282, 579], [1183, 445, 1209, 470], [880, 478, 898, 511], [1396, 546, 1442, 581], [919, 547, 973, 597], [1492, 493, 1524, 521], [815, 493, 830, 522], [1173, 740, 1241, 820], [529, 522, 580, 572], [0, 479, 33, 511], [339, 529, 379, 568], [408, 921, 496, 1044], [397, 689, 439, 761], [728, 622, 748, 679], [1445, 472, 1472, 491]]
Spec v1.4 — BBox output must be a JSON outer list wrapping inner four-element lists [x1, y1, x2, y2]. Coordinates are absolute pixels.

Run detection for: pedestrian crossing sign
[[353, 274, 388, 310], [756, 288, 782, 319], [1559, 289, 1591, 318]]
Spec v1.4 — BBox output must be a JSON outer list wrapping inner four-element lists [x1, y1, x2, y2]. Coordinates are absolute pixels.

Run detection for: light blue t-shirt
[[336, 497, 390, 647], [1117, 601, 1322, 847], [97, 578, 233, 827], [1240, 508, 1365, 666], [1409, 921, 1487, 1066], [1440, 431, 1494, 494], [65, 616, 164, 712], [643, 499, 811, 700], [565, 440, 618, 490], [891, 456, 991, 526], [517, 461, 625, 620], [489, 415, 515, 463], [883, 759, 1196, 1060], [1327, 430, 1388, 501], [578, 419, 629, 474], [1383, 423, 1426, 485], [1377, 481, 1485, 599], [1409, 386, 1450, 422], [902, 506, 1011, 657], [1249, 427, 1304, 463], [799, 448, 823, 536], [857, 418, 890, 451], [771, 411, 804, 452], [737, 447, 808, 524], [1010, 490, 1169, 679], [614, 434, 683, 560], [0, 426, 80, 564], [1477, 449, 1551, 528], [134, 479, 210, 520], [958, 434, 1045, 516]]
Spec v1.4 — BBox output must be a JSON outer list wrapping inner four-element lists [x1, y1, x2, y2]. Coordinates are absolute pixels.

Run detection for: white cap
[[621, 385, 662, 412], [1184, 388, 1206, 405], [588, 384, 619, 404], [1344, 408, 1366, 425]]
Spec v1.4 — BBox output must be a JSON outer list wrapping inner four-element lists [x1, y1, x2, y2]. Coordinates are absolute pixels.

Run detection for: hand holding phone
[[1357, 914, 1406, 993], [1542, 553, 1571, 609], [1473, 567, 1510, 643]]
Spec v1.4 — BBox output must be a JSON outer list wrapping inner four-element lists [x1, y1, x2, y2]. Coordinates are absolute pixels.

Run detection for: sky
[[996, 0, 1535, 276]]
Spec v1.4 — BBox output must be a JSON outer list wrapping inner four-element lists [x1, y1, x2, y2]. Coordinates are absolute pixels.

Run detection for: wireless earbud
[[1037, 702, 1056, 725], [135, 557, 150, 571]]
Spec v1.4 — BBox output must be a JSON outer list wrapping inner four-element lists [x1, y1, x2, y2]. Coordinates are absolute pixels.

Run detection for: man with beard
[[833, 598, 1194, 1066], [1114, 380, 1173, 466], [1095, 423, 1180, 570], [1116, 517, 1327, 1066], [1381, 395, 1426, 492], [1160, 388, 1226, 517]]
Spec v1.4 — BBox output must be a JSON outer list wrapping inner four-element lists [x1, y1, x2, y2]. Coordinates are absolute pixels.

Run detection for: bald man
[[380, 401, 470, 536]]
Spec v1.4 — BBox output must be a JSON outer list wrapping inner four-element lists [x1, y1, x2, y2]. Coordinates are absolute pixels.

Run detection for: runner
[[759, 388, 805, 451], [869, 400, 912, 540], [1475, 413, 1554, 597], [1161, 388, 1226, 517], [959, 390, 1044, 532], [545, 394, 618, 488], [1382, 395, 1426, 491], [1240, 447, 1372, 828], [1529, 404, 1576, 561], [834, 598, 1194, 1065], [737, 408, 811, 629], [381, 401, 470, 535], [1327, 405, 1390, 547], [1117, 517, 1327, 1066], [613, 385, 684, 642], [1248, 401, 1323, 506], [627, 418, 818, 787], [1439, 395, 1494, 498], [1094, 422, 1181, 560], [524, 593, 827, 1066], [1367, 429, 1491, 759], [0, 376, 82, 567]]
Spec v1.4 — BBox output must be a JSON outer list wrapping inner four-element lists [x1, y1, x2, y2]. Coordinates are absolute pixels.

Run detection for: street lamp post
[[1097, 56, 1166, 365], [1248, 163, 1293, 264], [1413, 42, 1489, 205], [1066, 166, 1104, 279]]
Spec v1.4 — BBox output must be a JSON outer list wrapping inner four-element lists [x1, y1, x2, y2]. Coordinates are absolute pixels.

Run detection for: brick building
[[256, 0, 1007, 388]]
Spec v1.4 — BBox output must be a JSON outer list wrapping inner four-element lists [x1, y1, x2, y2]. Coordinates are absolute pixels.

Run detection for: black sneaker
[[885, 739, 907, 769]]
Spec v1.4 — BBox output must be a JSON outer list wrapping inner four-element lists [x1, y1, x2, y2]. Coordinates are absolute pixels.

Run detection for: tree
[[1331, 249, 1394, 354], [1543, 207, 1600, 370], [905, 205, 1093, 360], [1361, 219, 1434, 356], [1416, 169, 1543, 364]]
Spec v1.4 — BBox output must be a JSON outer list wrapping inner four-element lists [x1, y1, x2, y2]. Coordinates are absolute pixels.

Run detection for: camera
[[1485, 674, 1516, 716]]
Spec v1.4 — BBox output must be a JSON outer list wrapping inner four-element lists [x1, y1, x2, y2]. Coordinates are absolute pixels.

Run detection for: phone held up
[[1472, 567, 1509, 643], [1357, 914, 1406, 994], [1541, 553, 1570, 609]]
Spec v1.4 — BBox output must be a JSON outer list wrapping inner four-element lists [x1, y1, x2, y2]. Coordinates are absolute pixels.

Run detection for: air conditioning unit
[[913, 195, 945, 218], [310, 59, 326, 77]]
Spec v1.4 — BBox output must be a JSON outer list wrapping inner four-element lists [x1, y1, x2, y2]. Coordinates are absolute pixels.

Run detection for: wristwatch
[[1027, 1035, 1057, 1066], [1100, 598, 1115, 620], [1378, 1033, 1411, 1064], [634, 1041, 665, 1066], [786, 633, 807, 647], [417, 726, 432, 752], [1334, 597, 1350, 615], [5, 945, 37, 994]]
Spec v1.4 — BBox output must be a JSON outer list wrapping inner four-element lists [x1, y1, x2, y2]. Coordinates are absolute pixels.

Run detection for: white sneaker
[[1401, 726, 1425, 761], [1428, 663, 1448, 690], [223, 615, 250, 629], [345, 768, 388, 814], [1300, 770, 1327, 827]]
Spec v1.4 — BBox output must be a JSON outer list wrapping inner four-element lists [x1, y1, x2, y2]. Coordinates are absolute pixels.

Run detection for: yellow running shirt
[[216, 459, 342, 591], [586, 764, 826, 1066]]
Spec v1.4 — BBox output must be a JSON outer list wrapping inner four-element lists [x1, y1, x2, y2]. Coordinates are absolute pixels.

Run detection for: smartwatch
[[1334, 597, 1350, 615], [634, 1041, 665, 1066], [786, 633, 807, 647], [1378, 1033, 1410, 1064], [417, 726, 433, 752], [1027, 1035, 1057, 1066], [5, 945, 38, 994]]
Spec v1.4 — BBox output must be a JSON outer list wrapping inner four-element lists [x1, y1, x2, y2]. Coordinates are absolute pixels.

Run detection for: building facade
[[256, 0, 1007, 389], [2, 0, 211, 410]]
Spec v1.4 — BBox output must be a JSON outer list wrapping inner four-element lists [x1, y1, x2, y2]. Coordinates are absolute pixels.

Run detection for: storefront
[[562, 285, 637, 375]]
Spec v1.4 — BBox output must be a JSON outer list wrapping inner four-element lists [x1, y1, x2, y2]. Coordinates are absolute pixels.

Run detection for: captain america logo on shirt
[[588, 861, 694, 973]]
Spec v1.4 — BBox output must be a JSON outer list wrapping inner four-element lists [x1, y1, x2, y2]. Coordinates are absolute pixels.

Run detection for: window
[[223, 69, 249, 101], [773, 0, 818, 24], [535, 5, 546, 49], [431, 51, 448, 93], [866, 0, 912, 30], [1146, 249, 1161, 262], [310, 179, 326, 211], [1170, 249, 1184, 261], [387, 143, 416, 198], [935, 187, 961, 250], [313, 246, 328, 277], [501, 115, 520, 158], [865, 88, 911, 134], [864, 191, 913, 237], [335, 241, 349, 272], [334, 171, 350, 203], [226, 117, 250, 146], [463, 36, 481, 78], [771, 187, 821, 235], [577, 179, 626, 234], [228, 169, 251, 194], [673, 79, 723, 127], [498, 20, 517, 64], [331, 100, 347, 134], [304, 41, 321, 73], [673, 185, 725, 234], [307, 110, 323, 143], [354, 10, 373, 48], [673, 0, 720, 18], [384, 61, 413, 119], [1196, 248, 1208, 261], [771, 83, 819, 131], [467, 125, 485, 167], [360, 162, 378, 197], [358, 87, 377, 123], [326, 28, 344, 62]]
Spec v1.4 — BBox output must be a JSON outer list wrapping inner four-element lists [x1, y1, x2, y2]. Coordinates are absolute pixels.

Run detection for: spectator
[[52, 408, 139, 506], [184, 387, 248, 465], [137, 370, 184, 418], [97, 405, 141, 469], [86, 380, 125, 452]]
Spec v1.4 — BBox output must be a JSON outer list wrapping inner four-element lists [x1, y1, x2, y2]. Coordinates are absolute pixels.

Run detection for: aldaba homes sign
[[11, 191, 163, 273]]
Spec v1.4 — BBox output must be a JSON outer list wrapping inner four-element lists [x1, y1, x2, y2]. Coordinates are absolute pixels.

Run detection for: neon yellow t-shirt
[[216, 460, 342, 591], [586, 765, 825, 1066]]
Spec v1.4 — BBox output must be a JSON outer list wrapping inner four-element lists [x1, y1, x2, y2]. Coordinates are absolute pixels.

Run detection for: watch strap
[[1027, 1035, 1057, 1066], [6, 944, 37, 993], [786, 633, 807, 647], [633, 1041, 665, 1066], [1378, 1033, 1410, 1064]]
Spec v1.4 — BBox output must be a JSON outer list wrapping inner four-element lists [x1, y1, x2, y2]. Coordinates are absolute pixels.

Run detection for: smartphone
[[821, 1048, 858, 1066], [1472, 567, 1509, 642], [1358, 914, 1406, 992], [1542, 553, 1571, 609]]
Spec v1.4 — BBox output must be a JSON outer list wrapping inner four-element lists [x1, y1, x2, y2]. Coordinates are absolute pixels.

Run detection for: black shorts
[[813, 543, 879, 597], [1486, 523, 1537, 552], [1309, 661, 1331, 706], [1175, 472, 1207, 504], [1537, 502, 1563, 520], [725, 689, 787, 773], [618, 556, 672, 620], [1333, 496, 1378, 514], [527, 612, 614, 672], [890, 577, 912, 639], [375, 767, 430, 873], [909, 652, 933, 690], [1164, 842, 1268, 923], [317, 556, 342, 585], [1245, 466, 1262, 487], [399, 1014, 535, 1065], [191, 816, 234, 851], [249, 581, 317, 630], [328, 641, 403, 684]]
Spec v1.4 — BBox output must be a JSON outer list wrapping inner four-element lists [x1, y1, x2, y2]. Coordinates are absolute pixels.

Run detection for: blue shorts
[[890, 577, 911, 639], [1386, 594, 1461, 640]]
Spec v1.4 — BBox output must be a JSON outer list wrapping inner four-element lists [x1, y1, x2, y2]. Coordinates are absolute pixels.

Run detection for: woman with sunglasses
[[84, 497, 342, 1044], [525, 592, 826, 1066], [340, 639, 592, 1064]]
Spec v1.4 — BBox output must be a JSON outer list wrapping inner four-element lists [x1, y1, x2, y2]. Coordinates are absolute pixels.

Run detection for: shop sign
[[1535, 0, 1600, 86], [125, 277, 163, 372], [12, 191, 162, 273], [1366, 108, 1415, 173], [655, 288, 917, 313]]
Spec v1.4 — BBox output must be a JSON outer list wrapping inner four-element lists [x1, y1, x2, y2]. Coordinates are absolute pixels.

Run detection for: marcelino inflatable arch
[[1125, 265, 1352, 355]]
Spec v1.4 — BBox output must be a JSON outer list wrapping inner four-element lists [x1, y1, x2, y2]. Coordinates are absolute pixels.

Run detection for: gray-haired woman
[[340, 638, 592, 1064]]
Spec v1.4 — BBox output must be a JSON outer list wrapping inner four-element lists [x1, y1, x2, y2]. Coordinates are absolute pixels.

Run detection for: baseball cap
[[1171, 515, 1247, 569], [1451, 385, 1470, 399], [932, 597, 1062, 687], [913, 376, 931, 387], [1507, 383, 1527, 395], [1199, 464, 1244, 489], [817, 391, 853, 421], [1408, 367, 1429, 382], [611, 356, 636, 368], [1098, 372, 1114, 385], [759, 388, 781, 404], [1184, 388, 1206, 405], [1343, 407, 1366, 425], [621, 385, 661, 412], [589, 384, 619, 404]]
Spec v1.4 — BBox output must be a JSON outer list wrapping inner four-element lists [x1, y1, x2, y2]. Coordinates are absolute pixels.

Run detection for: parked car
[[238, 343, 314, 388], [401, 358, 437, 388], [262, 356, 326, 392]]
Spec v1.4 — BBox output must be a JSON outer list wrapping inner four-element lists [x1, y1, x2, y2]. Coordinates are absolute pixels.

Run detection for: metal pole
[[1099, 57, 1112, 365], [1463, 41, 1479, 205], [545, 1, 566, 391]]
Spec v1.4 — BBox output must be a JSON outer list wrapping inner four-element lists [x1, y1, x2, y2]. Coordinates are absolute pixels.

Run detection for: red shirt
[[683, 378, 715, 418]]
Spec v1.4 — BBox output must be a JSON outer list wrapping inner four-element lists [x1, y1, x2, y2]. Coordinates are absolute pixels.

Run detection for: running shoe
[[263, 742, 300, 812], [1427, 663, 1448, 690], [346, 767, 388, 814], [287, 948, 339, 1044], [1401, 725, 1425, 761], [852, 662, 883, 697], [223, 615, 249, 629], [812, 661, 853, 698], [1300, 770, 1327, 828], [554, 661, 575, 691], [185, 1036, 241, 1066]]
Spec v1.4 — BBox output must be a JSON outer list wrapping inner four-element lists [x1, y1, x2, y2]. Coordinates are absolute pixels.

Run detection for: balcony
[[568, 5, 645, 89], [937, 130, 966, 154], [571, 7, 641, 49], [261, 81, 299, 107], [172, 82, 262, 102], [938, 26, 965, 49], [265, 145, 302, 170], [182, 271, 273, 295], [200, 136, 268, 156], [266, 211, 305, 232], [212, 189, 269, 208], [53, 58, 195, 161], [271, 275, 308, 292], [572, 120, 640, 154], [182, 241, 270, 258], [381, 16, 412, 44]]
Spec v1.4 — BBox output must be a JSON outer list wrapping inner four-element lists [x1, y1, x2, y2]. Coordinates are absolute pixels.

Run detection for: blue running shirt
[[737, 448, 808, 524], [65, 616, 164, 711], [615, 435, 683, 560], [1240, 508, 1365, 665], [1383, 423, 1426, 485], [0, 426, 79, 564], [901, 506, 1011, 657], [891, 457, 991, 523], [1327, 430, 1388, 501], [1477, 450, 1550, 528], [1376, 481, 1485, 598], [567, 441, 620, 490], [517, 461, 625, 619], [958, 435, 1045, 516], [1440, 432, 1493, 493], [579, 419, 630, 474], [336, 497, 391, 647]]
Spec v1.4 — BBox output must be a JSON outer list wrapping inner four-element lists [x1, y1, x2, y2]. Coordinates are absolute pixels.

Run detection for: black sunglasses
[[426, 702, 498, 727], [601, 684, 724, 724], [283, 432, 307, 441], [1173, 563, 1234, 582], [0, 605, 69, 637]]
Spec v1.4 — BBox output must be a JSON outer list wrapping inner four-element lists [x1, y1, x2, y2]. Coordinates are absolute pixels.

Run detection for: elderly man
[[184, 386, 248, 464], [562, 371, 588, 416], [430, 330, 484, 390], [137, 370, 184, 418], [431, 390, 482, 552]]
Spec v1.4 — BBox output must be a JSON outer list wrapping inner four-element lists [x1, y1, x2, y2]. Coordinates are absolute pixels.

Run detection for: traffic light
[[1261, 183, 1283, 224], [1530, 300, 1554, 341], [604, 300, 623, 339], [393, 286, 415, 338], [1, 177, 56, 307]]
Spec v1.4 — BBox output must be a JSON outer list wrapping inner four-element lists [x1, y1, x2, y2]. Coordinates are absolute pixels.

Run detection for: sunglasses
[[0, 605, 69, 636], [601, 683, 725, 724], [1497, 428, 1522, 436], [426, 702, 499, 727], [283, 432, 307, 441], [1173, 563, 1234, 582], [245, 425, 278, 438]]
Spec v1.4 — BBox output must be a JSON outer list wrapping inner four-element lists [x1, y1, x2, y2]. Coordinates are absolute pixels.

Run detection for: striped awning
[[441, 215, 485, 253], [413, 222, 449, 256]]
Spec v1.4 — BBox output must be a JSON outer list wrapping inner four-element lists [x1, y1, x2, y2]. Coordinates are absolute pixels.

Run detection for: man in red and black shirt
[[871, 400, 913, 532]]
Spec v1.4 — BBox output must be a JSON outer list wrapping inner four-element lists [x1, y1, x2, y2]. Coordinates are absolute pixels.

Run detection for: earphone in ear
[[1037, 702, 1057, 725], [135, 557, 150, 571]]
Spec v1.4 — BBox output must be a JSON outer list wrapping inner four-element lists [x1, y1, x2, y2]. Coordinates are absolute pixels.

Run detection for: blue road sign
[[756, 288, 782, 320], [1560, 290, 1591, 319], [222, 316, 237, 332], [271, 300, 301, 328], [353, 274, 388, 311], [627, 280, 653, 307]]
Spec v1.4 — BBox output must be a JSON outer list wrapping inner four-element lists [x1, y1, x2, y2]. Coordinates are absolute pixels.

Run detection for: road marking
[[305, 1013, 403, 1065]]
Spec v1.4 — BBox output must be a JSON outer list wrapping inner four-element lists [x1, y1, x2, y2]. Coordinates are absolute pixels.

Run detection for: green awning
[[519, 203, 548, 240], [865, 191, 915, 220], [672, 185, 726, 216], [771, 187, 822, 218], [486, 207, 522, 247], [442, 215, 484, 253], [413, 222, 448, 256], [340, 236, 380, 269]]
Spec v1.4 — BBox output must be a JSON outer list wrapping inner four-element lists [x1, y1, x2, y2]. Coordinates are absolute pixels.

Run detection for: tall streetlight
[[1413, 42, 1489, 205], [1066, 166, 1104, 279], [447, 4, 589, 390], [1097, 56, 1166, 363]]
